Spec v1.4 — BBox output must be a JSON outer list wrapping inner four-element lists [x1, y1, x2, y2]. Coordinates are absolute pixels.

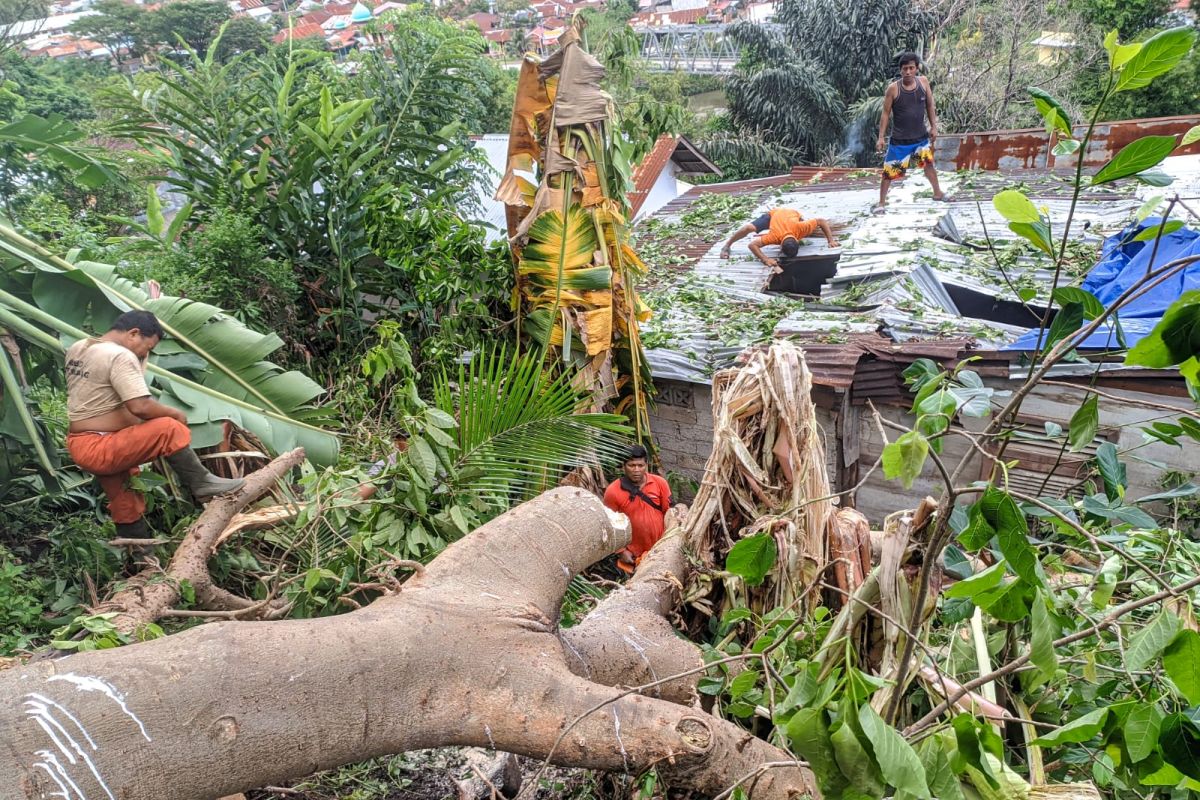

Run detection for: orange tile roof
[[272, 21, 325, 42], [629, 6, 706, 24], [627, 134, 676, 216]]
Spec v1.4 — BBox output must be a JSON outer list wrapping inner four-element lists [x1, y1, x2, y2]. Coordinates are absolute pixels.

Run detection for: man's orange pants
[[66, 418, 191, 524]]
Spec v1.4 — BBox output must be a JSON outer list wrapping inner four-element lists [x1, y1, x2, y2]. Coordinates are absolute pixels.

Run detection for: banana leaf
[[0, 224, 339, 467]]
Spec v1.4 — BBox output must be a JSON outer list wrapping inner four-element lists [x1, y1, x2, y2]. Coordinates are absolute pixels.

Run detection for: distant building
[[1030, 31, 1077, 66]]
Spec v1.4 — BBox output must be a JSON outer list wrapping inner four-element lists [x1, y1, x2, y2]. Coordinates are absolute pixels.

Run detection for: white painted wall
[[635, 162, 693, 223]]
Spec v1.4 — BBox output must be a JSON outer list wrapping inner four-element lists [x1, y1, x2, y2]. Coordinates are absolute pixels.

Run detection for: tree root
[[0, 486, 816, 800]]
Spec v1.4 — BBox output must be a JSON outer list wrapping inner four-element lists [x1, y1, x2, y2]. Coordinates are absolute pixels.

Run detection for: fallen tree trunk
[[0, 487, 816, 800], [561, 505, 701, 704]]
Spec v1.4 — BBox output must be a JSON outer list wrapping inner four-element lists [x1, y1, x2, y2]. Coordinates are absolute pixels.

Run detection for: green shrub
[[147, 209, 299, 332]]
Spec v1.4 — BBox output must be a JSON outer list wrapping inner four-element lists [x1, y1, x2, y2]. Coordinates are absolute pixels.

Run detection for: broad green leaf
[[1140, 758, 1186, 785], [1032, 707, 1110, 745], [1132, 220, 1186, 241], [1135, 194, 1166, 223], [1095, 442, 1126, 497], [1126, 291, 1200, 368], [960, 488, 1038, 584], [408, 436, 438, 484], [1126, 704, 1165, 763], [1165, 631, 1200, 704], [859, 704, 930, 798], [1030, 594, 1058, 679], [1160, 713, 1200, 780], [787, 709, 851, 798], [831, 714, 886, 796], [1115, 27, 1197, 92], [1183, 125, 1200, 147], [951, 715, 1000, 788], [726, 533, 777, 586], [1136, 168, 1175, 187], [882, 430, 929, 489], [1052, 138, 1081, 157], [1137, 483, 1200, 503], [914, 735, 967, 800], [729, 669, 760, 698], [425, 408, 458, 429], [1028, 87, 1072, 137], [847, 668, 890, 705], [944, 561, 1007, 598], [1091, 554, 1121, 608], [1104, 29, 1144, 69], [1092, 136, 1178, 185], [1068, 395, 1099, 452], [993, 190, 1041, 223], [1053, 287, 1105, 320], [917, 389, 958, 451], [448, 505, 471, 536], [975, 577, 1033, 622], [942, 544, 974, 580], [1008, 220, 1056, 256], [1045, 302, 1084, 350]]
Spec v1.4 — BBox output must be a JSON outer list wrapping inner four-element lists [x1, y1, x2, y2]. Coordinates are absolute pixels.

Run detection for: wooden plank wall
[[849, 378, 1195, 526]]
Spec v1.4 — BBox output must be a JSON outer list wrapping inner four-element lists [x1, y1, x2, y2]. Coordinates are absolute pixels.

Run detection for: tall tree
[[68, 0, 151, 65], [0, 0, 47, 57], [140, 0, 231, 53], [715, 0, 934, 169], [211, 14, 272, 62]]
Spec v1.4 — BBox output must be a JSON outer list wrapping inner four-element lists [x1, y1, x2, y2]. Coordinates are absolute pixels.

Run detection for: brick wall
[[649, 379, 715, 485]]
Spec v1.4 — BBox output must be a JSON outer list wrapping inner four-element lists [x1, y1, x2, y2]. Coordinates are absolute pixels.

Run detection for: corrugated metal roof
[[470, 134, 509, 244], [637, 151, 1200, 388]]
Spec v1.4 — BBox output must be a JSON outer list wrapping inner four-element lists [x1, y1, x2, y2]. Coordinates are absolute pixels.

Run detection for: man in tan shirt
[[65, 310, 244, 539]]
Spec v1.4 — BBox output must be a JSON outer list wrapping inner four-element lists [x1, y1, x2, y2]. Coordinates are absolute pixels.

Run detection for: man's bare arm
[[125, 396, 188, 425], [719, 222, 758, 257], [923, 76, 938, 141], [876, 84, 895, 153], [748, 239, 779, 271]]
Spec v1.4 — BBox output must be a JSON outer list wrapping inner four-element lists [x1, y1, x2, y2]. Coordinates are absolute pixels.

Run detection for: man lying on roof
[[719, 207, 840, 273]]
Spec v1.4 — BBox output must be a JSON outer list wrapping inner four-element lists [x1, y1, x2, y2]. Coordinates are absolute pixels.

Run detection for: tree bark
[[0, 487, 816, 800], [561, 505, 701, 704]]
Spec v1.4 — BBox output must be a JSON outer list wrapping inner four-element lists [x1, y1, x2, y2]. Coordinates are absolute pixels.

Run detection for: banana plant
[[0, 223, 339, 469], [497, 21, 656, 445]]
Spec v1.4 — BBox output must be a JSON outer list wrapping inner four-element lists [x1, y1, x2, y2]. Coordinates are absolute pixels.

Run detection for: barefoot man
[[876, 51, 945, 209]]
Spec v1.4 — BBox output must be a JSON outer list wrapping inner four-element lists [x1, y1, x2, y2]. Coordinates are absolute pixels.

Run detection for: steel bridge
[[634, 23, 777, 73]]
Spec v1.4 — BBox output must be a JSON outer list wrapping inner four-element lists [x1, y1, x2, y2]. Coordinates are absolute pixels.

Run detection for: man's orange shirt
[[603, 474, 672, 561], [758, 208, 818, 245]]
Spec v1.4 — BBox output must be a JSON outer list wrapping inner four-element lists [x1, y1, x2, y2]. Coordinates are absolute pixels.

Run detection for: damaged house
[[637, 116, 1200, 524]]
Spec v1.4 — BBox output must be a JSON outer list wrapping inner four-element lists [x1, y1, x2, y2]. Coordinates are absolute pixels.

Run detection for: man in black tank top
[[874, 52, 944, 210]]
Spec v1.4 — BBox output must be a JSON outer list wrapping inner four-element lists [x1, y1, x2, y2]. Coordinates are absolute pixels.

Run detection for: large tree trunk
[[0, 487, 815, 800]]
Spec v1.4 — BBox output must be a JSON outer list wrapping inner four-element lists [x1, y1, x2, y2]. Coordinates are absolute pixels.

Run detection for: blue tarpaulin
[[1006, 217, 1200, 351]]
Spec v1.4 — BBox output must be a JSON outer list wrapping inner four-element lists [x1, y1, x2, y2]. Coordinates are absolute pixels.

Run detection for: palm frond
[[435, 346, 632, 503], [0, 225, 339, 466]]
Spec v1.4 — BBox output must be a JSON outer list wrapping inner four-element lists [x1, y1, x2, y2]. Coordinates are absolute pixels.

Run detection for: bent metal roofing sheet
[[634, 152, 1200, 388]]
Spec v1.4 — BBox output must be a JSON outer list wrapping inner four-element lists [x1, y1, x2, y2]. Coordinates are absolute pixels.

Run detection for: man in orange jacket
[[603, 444, 671, 573], [65, 310, 245, 539]]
